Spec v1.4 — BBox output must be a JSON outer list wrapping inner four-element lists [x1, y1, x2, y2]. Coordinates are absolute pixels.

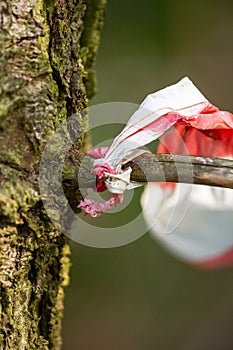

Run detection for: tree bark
[[0, 1, 106, 349]]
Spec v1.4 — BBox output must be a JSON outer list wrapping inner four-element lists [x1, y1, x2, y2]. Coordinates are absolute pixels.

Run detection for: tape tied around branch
[[78, 77, 233, 218]]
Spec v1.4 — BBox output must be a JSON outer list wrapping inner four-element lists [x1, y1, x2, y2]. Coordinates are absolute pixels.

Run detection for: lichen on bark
[[0, 0, 106, 349]]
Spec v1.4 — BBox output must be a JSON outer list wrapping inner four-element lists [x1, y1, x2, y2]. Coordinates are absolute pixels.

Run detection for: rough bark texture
[[0, 0, 106, 349]]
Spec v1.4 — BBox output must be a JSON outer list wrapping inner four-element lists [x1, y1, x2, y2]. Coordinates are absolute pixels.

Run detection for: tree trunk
[[0, 1, 106, 349]]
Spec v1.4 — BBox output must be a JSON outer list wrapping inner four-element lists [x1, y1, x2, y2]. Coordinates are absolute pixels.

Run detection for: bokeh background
[[63, 1, 233, 349]]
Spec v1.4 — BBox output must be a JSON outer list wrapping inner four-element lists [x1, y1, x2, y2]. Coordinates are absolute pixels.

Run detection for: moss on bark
[[0, 0, 106, 349]]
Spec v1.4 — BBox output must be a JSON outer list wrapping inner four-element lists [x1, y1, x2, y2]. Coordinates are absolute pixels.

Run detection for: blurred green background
[[63, 1, 233, 349]]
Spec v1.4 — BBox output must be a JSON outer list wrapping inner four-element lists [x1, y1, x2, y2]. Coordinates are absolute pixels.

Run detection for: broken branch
[[77, 153, 233, 190]]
